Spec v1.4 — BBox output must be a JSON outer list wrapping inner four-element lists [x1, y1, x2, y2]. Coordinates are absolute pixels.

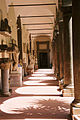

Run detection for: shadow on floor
[[0, 98, 71, 119]]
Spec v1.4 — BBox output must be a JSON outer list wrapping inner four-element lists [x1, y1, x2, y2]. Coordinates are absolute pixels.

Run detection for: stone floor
[[0, 69, 74, 120]]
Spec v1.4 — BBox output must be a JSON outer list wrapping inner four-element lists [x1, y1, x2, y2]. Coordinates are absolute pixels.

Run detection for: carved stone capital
[[0, 62, 11, 70]]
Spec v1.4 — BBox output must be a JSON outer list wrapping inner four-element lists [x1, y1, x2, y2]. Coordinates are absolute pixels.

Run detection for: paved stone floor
[[0, 69, 74, 120]]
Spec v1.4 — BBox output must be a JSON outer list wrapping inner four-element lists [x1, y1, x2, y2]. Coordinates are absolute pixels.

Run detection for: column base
[[62, 84, 74, 97], [0, 89, 12, 97], [71, 100, 80, 120], [1, 91, 11, 97]]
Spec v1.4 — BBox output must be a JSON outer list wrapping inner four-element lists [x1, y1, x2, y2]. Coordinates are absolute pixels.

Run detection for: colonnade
[[71, 0, 80, 118], [52, 1, 80, 118]]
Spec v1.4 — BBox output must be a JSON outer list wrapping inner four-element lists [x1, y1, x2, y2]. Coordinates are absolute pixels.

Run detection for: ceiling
[[6, 0, 58, 39]]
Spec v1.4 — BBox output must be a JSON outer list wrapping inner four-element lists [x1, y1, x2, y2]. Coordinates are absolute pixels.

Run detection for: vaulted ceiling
[[5, 0, 58, 39]]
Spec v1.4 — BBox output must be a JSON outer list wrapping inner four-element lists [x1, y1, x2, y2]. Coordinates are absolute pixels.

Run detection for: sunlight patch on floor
[[34, 69, 54, 74], [15, 86, 61, 95], [23, 81, 47, 86], [34, 72, 54, 74], [28, 77, 56, 80], [31, 74, 46, 77]]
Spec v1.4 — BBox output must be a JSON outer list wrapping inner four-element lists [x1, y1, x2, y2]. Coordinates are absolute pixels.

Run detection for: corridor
[[0, 69, 73, 120]]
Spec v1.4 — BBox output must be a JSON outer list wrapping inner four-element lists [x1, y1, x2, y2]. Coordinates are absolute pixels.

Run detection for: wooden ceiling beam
[[27, 28, 53, 31], [20, 15, 54, 18], [31, 33, 52, 35], [32, 35, 51, 38], [23, 22, 53, 25], [8, 3, 56, 7]]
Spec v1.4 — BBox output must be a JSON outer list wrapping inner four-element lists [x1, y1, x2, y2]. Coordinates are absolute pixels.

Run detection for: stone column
[[0, 62, 11, 96], [59, 19, 64, 80], [71, 0, 80, 118], [52, 40, 56, 74], [54, 41, 57, 75], [56, 33, 60, 80], [23, 63, 27, 76], [9, 53, 12, 72], [58, 19, 64, 90], [54, 32, 60, 79], [62, 5, 74, 97]]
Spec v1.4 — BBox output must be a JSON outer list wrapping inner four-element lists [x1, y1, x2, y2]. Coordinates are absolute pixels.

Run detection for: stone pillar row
[[71, 0, 80, 119], [53, 4, 74, 97], [54, 0, 80, 118], [52, 4, 74, 98], [62, 5, 74, 97]]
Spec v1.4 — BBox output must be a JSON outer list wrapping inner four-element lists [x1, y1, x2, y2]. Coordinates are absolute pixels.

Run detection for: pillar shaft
[[63, 6, 73, 86], [52, 41, 56, 73], [23, 63, 27, 76], [54, 35, 60, 78], [61, 5, 74, 97], [59, 20, 64, 79], [52, 40, 57, 74], [72, 0, 80, 101], [1, 69, 9, 95], [54, 41, 57, 74], [0, 62, 11, 96], [71, 1, 80, 118]]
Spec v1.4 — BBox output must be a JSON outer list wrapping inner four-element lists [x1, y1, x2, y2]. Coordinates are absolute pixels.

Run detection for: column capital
[[0, 62, 11, 70]]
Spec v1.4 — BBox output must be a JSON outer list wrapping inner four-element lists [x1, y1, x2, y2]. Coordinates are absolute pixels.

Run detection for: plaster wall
[[7, 5, 17, 44], [0, 0, 7, 19]]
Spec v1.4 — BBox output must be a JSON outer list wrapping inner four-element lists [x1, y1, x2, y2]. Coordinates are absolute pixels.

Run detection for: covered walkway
[[0, 69, 73, 120]]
